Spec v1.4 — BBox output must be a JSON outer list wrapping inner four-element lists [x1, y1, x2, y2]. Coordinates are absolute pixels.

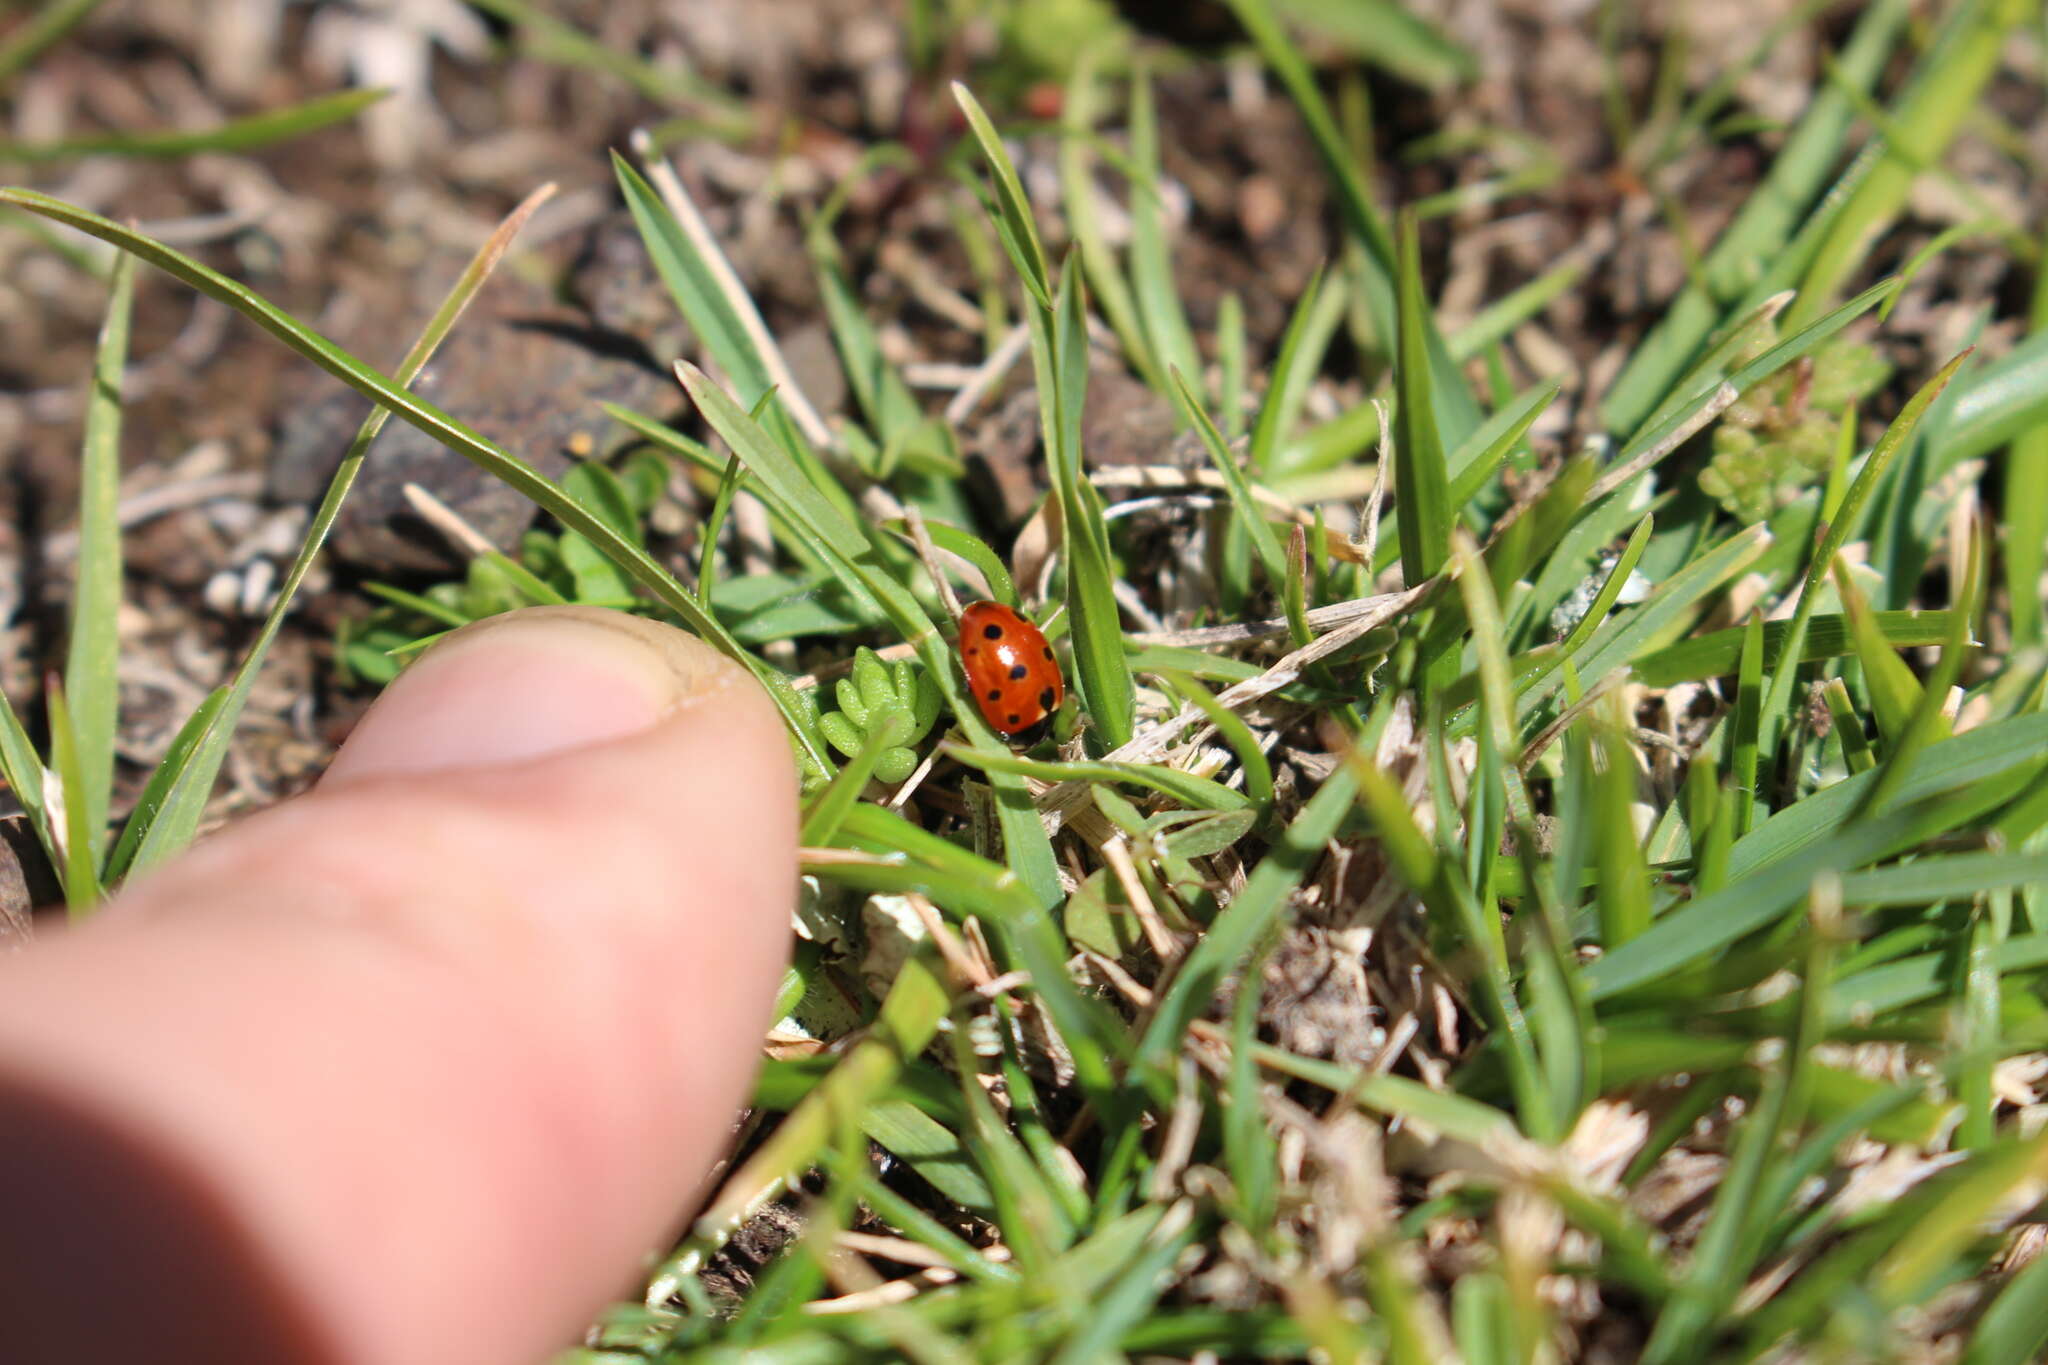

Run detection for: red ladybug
[[956, 600, 1063, 743]]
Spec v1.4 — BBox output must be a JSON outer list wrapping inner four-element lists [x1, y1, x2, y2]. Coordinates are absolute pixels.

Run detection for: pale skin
[[0, 606, 799, 1364]]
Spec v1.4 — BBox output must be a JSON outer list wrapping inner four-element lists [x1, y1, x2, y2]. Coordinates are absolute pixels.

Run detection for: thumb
[[0, 606, 798, 1365]]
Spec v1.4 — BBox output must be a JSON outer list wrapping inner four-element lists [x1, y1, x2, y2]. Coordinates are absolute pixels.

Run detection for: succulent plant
[[818, 647, 942, 784]]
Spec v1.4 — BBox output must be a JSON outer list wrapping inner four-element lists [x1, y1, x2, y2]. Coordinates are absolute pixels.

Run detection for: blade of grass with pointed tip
[[1167, 366, 1288, 593], [1594, 278, 1899, 511], [1267, 0, 1474, 90], [1059, 52, 1160, 393], [0, 191, 831, 779], [1856, 526, 1981, 819], [951, 83, 1052, 308], [0, 0, 109, 87], [0, 87, 388, 162], [1783, 0, 2026, 332], [1126, 66, 1202, 398], [904, 519, 1017, 608], [64, 251, 132, 872], [945, 744, 1250, 812], [1509, 523, 1772, 732], [118, 188, 614, 872], [1834, 559, 1926, 747], [1250, 264, 1342, 475], [1392, 215, 1452, 589], [1757, 349, 1971, 758], [102, 687, 225, 883], [614, 153, 847, 507], [1633, 609, 1952, 687], [1555, 516, 1653, 665], [1599, 0, 1908, 434], [1046, 260, 1136, 751], [1222, 0, 1479, 444]]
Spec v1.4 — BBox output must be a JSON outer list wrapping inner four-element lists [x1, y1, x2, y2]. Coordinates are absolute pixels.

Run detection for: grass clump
[[8, 0, 2048, 1360]]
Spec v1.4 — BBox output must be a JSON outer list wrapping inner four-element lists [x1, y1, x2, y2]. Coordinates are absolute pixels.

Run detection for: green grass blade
[[1731, 614, 1765, 835], [1782, 0, 2026, 330], [1594, 699, 1652, 947], [1856, 527, 1982, 818], [102, 687, 226, 884], [1599, 0, 1908, 433], [1157, 670, 1275, 812], [1167, 366, 1289, 593], [1043, 259, 1136, 751], [1391, 214, 1452, 590], [1126, 67, 1203, 396], [1267, 0, 1475, 90], [63, 250, 133, 872], [1964, 1224, 2048, 1365], [0, 87, 387, 162], [0, 0, 108, 87], [1727, 713, 2048, 882], [613, 151, 838, 478], [2003, 228, 2048, 647], [1834, 562, 1926, 745], [1249, 264, 1343, 475], [0, 194, 818, 764], [1756, 349, 1971, 757], [1553, 515, 1652, 662], [43, 679, 99, 914], [1585, 799, 1926, 1001], [1058, 52, 1160, 393], [125, 186, 562, 875], [0, 685, 48, 834], [1632, 610, 1952, 687], [951, 83, 1053, 308], [945, 744, 1250, 812], [1222, 0, 1480, 444], [903, 519, 1017, 608]]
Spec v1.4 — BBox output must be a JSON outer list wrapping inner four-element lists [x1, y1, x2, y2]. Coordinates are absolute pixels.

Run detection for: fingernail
[[322, 606, 743, 784]]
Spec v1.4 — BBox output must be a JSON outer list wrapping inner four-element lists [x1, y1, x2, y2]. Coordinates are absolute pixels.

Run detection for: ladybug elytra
[[955, 601, 1063, 744]]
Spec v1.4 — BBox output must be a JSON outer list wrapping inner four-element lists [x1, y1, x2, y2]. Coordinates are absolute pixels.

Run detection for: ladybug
[[956, 600, 1063, 744]]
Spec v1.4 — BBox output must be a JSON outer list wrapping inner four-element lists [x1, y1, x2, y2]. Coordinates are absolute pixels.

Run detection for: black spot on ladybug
[[983, 623, 1004, 639], [1007, 714, 1021, 726], [1042, 647, 1053, 659], [986, 688, 1001, 701], [1039, 687, 1055, 709], [1008, 664, 1027, 680]]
